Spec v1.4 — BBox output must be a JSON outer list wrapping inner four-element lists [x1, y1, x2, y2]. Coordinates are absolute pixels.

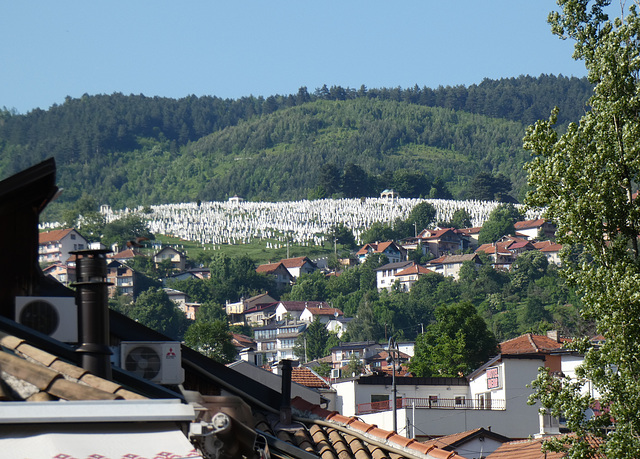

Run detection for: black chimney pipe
[[72, 249, 113, 380], [280, 359, 293, 425]]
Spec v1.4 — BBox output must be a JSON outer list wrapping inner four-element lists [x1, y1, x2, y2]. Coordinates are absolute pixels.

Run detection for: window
[[70, 233, 76, 240], [455, 396, 465, 406], [371, 394, 389, 404]]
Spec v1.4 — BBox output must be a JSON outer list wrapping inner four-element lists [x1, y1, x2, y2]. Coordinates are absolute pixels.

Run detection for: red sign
[[486, 366, 500, 389]]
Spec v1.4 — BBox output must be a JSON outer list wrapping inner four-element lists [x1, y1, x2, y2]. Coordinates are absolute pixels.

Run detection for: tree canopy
[[524, 2, 640, 456]]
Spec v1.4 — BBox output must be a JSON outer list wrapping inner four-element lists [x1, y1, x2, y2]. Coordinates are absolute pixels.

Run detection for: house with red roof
[[275, 300, 330, 322], [300, 303, 343, 323], [534, 240, 563, 266], [256, 261, 294, 290], [394, 263, 434, 291], [356, 241, 406, 264], [476, 242, 515, 269], [418, 227, 465, 257], [374, 260, 414, 291], [278, 256, 317, 279], [38, 228, 88, 264], [427, 253, 482, 280], [514, 218, 557, 240]]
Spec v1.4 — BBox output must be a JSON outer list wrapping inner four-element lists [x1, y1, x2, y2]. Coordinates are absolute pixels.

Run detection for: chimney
[[279, 359, 293, 425], [547, 330, 560, 342], [72, 249, 113, 379]]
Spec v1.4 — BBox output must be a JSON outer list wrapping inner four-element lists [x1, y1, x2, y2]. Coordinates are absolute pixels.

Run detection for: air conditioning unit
[[15, 296, 78, 343], [120, 341, 184, 385], [330, 368, 340, 379]]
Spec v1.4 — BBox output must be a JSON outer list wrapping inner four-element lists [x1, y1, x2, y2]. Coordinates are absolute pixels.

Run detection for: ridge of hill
[[0, 75, 592, 219]]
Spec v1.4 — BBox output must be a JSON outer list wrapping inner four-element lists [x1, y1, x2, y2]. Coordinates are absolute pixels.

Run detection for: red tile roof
[[291, 367, 330, 389], [305, 306, 343, 317], [112, 248, 141, 259], [514, 219, 547, 230], [280, 256, 313, 268], [395, 264, 433, 276], [256, 262, 287, 274], [487, 435, 603, 458], [499, 333, 563, 355], [290, 397, 468, 459], [38, 228, 74, 244], [539, 243, 563, 253]]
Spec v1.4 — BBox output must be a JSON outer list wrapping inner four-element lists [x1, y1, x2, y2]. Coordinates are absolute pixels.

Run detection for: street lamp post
[[387, 337, 399, 433]]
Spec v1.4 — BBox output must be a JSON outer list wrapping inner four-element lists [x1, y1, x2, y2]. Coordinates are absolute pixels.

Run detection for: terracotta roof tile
[[280, 256, 313, 268], [291, 367, 331, 389], [38, 228, 74, 244], [499, 333, 563, 355], [514, 219, 547, 230], [256, 262, 286, 274]]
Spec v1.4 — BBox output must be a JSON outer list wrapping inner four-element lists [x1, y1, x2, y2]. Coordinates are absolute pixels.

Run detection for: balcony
[[356, 397, 505, 415]]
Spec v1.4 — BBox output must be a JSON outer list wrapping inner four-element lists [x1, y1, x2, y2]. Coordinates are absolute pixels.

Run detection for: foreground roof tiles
[[0, 332, 145, 401], [290, 397, 468, 459]]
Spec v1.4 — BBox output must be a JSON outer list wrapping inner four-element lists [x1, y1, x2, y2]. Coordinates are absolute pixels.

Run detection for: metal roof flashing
[[0, 399, 195, 424]]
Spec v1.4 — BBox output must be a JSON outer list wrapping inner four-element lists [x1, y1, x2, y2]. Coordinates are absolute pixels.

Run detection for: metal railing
[[356, 397, 506, 414]]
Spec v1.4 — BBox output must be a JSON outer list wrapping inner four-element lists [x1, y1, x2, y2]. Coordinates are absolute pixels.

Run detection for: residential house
[[42, 262, 75, 286], [300, 304, 343, 323], [153, 246, 187, 272], [366, 348, 411, 372], [475, 242, 515, 270], [110, 248, 141, 263], [38, 228, 88, 264], [255, 262, 294, 290], [418, 227, 465, 257], [374, 260, 414, 291], [394, 263, 433, 291], [164, 287, 189, 306], [275, 300, 330, 322], [253, 321, 308, 363], [514, 218, 557, 240], [243, 302, 278, 326], [534, 240, 563, 266], [106, 259, 140, 297], [330, 341, 381, 371], [427, 254, 482, 280], [457, 226, 482, 248], [279, 256, 317, 279], [225, 293, 276, 326], [356, 241, 406, 264]]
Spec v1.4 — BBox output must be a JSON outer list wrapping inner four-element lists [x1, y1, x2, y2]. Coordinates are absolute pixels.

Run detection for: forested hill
[[0, 74, 592, 215]]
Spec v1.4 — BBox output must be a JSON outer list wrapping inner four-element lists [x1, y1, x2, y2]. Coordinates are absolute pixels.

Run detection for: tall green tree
[[410, 301, 497, 377], [184, 320, 236, 364], [294, 317, 330, 362], [524, 2, 640, 457], [128, 288, 190, 340], [477, 203, 522, 244]]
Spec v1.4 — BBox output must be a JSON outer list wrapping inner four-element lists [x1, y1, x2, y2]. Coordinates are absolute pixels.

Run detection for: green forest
[[0, 75, 592, 220]]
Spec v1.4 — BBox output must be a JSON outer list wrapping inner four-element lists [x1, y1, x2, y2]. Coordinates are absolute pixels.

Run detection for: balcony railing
[[356, 397, 505, 414]]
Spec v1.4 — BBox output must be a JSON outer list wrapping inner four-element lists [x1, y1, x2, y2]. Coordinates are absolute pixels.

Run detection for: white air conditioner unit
[[330, 368, 340, 379], [120, 341, 184, 385], [15, 296, 78, 343]]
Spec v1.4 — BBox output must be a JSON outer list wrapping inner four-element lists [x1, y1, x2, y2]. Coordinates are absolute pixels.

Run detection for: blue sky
[[1, 1, 589, 114]]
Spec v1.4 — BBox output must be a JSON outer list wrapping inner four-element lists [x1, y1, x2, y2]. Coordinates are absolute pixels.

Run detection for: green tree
[[406, 201, 437, 235], [128, 288, 190, 340], [524, 3, 640, 456], [448, 208, 473, 229], [410, 301, 497, 377], [101, 214, 153, 250], [184, 320, 236, 364], [294, 318, 329, 362], [467, 172, 513, 202], [345, 353, 364, 377], [477, 203, 522, 244], [329, 223, 357, 249]]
